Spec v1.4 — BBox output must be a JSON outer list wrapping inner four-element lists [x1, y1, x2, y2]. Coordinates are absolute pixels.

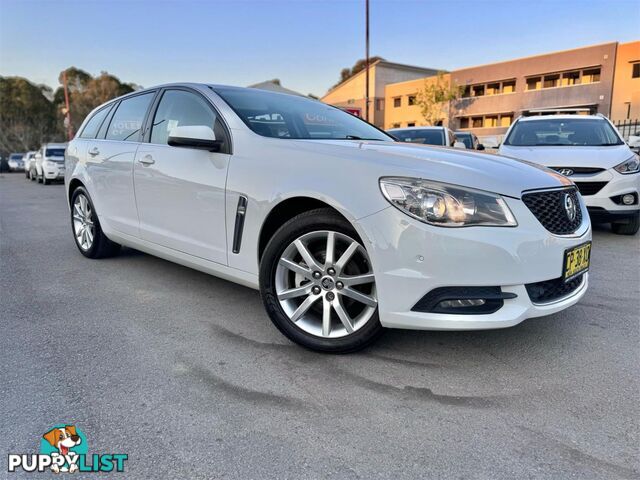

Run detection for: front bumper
[[355, 196, 591, 331], [574, 169, 640, 223], [43, 163, 65, 179]]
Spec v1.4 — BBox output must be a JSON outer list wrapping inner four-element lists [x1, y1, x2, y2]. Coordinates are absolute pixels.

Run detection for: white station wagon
[[66, 84, 591, 352]]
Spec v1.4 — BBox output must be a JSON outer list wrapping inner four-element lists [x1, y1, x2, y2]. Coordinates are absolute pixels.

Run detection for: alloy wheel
[[275, 230, 377, 338], [73, 194, 95, 251]]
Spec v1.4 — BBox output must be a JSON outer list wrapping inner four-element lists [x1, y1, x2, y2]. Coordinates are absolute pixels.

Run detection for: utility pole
[[365, 0, 370, 122], [62, 71, 73, 141]]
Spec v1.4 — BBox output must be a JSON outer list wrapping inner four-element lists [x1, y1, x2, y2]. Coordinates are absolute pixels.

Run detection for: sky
[[1, 0, 638, 97]]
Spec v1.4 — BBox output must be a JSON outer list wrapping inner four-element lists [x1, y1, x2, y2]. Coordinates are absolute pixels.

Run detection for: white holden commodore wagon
[[65, 84, 592, 352]]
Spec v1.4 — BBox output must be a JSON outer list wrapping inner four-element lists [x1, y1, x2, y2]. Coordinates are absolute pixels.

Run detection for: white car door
[[88, 91, 156, 237], [133, 88, 231, 265]]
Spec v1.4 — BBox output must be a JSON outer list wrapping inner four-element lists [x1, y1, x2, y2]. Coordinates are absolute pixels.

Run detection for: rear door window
[[79, 105, 113, 139], [105, 93, 154, 142]]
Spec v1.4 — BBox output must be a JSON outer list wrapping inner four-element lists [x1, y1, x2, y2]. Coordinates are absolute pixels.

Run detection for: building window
[[408, 95, 417, 106], [485, 115, 498, 127], [502, 80, 516, 93], [526, 77, 542, 90], [500, 114, 513, 127], [407, 122, 416, 127], [486, 83, 500, 95], [376, 99, 384, 111], [392, 123, 401, 128], [461, 86, 471, 98], [582, 68, 601, 84], [347, 99, 355, 104], [472, 85, 485, 97], [632, 63, 640, 79], [543, 74, 560, 88], [472, 117, 483, 128], [561, 71, 580, 86], [459, 118, 469, 129], [393, 97, 401, 108]]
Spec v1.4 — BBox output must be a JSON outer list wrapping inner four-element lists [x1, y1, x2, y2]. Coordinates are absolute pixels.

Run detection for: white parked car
[[36, 143, 67, 184], [388, 126, 466, 149], [7, 153, 25, 172], [628, 130, 640, 153], [24, 151, 37, 179], [65, 84, 591, 352], [499, 115, 640, 235]]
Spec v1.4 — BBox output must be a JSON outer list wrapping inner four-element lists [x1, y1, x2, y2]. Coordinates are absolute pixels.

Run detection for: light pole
[[365, 0, 370, 122]]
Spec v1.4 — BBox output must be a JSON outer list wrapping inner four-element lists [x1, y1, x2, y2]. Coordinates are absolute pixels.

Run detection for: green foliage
[[416, 72, 462, 126], [0, 76, 60, 154], [0, 68, 137, 157]]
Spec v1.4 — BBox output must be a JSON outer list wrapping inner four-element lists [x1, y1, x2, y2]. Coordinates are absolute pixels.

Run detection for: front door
[[133, 89, 231, 265]]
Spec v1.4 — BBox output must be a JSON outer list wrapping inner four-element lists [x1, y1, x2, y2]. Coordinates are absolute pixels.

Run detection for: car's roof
[[387, 126, 445, 131], [518, 114, 605, 122]]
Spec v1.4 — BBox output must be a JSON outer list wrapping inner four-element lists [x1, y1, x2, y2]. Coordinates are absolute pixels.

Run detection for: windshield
[[45, 148, 65, 157], [212, 87, 392, 141], [504, 118, 623, 146], [391, 129, 445, 146], [9, 154, 23, 160], [455, 133, 473, 149]]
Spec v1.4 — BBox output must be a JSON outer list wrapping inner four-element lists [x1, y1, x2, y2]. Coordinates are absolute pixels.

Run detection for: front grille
[[521, 187, 583, 235], [526, 274, 584, 304], [574, 181, 608, 196], [549, 167, 605, 175]]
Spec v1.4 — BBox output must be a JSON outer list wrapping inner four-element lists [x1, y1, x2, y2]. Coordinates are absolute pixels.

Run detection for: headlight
[[614, 155, 640, 174], [379, 177, 517, 227]]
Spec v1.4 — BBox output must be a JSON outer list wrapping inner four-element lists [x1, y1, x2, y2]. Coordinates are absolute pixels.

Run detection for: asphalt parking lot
[[1, 173, 638, 479]]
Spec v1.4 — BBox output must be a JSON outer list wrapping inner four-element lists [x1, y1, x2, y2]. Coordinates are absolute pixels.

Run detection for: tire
[[70, 186, 121, 258], [611, 213, 640, 235], [259, 208, 383, 353]]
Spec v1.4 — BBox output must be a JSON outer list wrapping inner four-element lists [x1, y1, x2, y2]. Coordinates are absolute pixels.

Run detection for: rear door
[[133, 88, 232, 264], [88, 91, 156, 237]]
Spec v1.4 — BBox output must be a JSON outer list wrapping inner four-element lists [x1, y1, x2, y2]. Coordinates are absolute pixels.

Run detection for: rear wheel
[[612, 213, 640, 235], [260, 208, 382, 353], [70, 187, 121, 258]]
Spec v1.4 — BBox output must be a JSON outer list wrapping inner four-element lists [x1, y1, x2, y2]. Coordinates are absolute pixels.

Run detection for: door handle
[[138, 155, 155, 166], [88, 147, 100, 156]]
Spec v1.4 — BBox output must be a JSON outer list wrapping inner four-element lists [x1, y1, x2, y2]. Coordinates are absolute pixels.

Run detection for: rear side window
[[393, 129, 445, 146], [79, 105, 112, 139], [105, 93, 154, 142]]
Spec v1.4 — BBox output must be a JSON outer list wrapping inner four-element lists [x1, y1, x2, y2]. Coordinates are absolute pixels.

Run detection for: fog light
[[622, 194, 635, 205], [438, 299, 486, 309]]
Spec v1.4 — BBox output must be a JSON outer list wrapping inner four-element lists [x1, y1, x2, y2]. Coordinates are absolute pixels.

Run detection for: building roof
[[248, 79, 307, 97], [322, 59, 442, 98]]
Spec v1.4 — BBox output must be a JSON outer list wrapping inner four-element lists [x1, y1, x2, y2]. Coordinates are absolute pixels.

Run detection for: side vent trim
[[232, 195, 248, 254]]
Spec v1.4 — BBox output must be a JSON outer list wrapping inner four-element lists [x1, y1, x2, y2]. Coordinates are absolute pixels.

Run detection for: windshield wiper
[[342, 135, 385, 141]]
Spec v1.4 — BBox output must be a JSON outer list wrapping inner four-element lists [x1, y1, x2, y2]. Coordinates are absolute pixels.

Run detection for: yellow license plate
[[563, 242, 591, 282]]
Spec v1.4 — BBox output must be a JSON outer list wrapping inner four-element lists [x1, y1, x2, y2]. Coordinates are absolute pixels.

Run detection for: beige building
[[321, 60, 439, 128], [324, 41, 639, 141], [384, 74, 451, 129], [611, 41, 640, 121]]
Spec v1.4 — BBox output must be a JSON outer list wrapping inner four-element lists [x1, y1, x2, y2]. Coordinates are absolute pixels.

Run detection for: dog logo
[[42, 426, 83, 473], [564, 193, 577, 222], [8, 423, 127, 474]]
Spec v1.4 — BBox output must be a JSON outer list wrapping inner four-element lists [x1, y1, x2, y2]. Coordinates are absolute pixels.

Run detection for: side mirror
[[477, 144, 485, 151], [453, 141, 467, 149], [168, 125, 223, 152]]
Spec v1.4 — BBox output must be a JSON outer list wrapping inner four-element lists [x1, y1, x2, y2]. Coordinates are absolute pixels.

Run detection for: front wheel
[[612, 213, 640, 235], [259, 208, 382, 353], [70, 187, 121, 258]]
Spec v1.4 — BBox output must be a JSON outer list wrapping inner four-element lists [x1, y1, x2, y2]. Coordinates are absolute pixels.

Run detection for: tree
[[333, 56, 385, 88], [54, 68, 135, 135], [416, 72, 461, 126], [0, 76, 59, 155]]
